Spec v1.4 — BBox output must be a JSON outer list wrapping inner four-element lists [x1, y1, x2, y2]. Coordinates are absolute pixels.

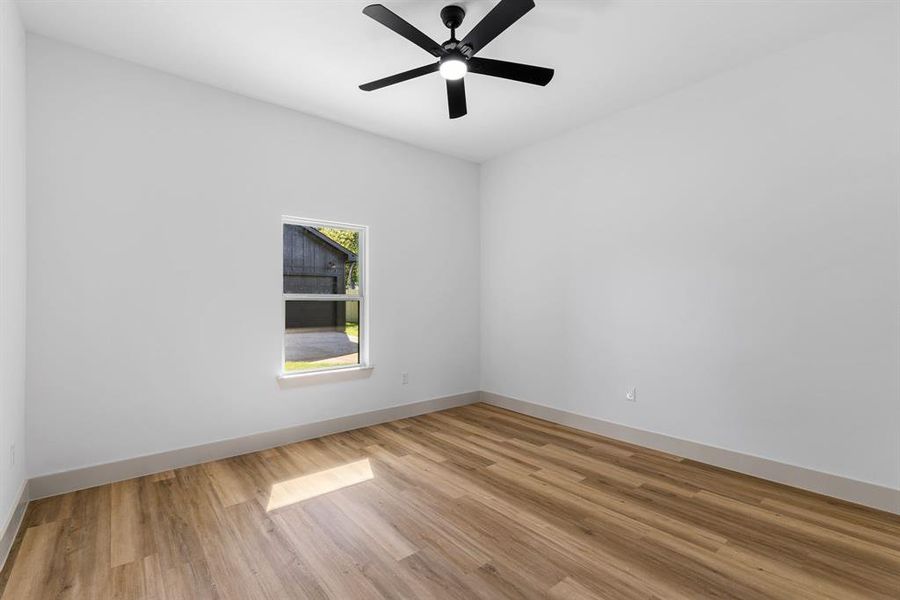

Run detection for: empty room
[[1, 0, 898, 598]]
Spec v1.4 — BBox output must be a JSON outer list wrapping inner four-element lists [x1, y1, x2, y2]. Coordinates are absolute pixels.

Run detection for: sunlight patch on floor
[[266, 458, 373, 511]]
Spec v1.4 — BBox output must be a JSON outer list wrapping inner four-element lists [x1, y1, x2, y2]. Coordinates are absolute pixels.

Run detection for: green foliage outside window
[[318, 227, 359, 289]]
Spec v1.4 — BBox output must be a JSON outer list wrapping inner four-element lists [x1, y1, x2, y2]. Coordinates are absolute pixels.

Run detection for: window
[[282, 217, 368, 375]]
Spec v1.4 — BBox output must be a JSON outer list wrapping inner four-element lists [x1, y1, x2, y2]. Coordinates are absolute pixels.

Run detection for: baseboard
[[0, 480, 29, 572], [480, 391, 900, 515], [29, 391, 479, 499], [26, 389, 900, 514]]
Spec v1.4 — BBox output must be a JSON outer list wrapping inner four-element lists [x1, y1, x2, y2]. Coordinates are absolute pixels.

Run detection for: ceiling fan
[[359, 0, 554, 119]]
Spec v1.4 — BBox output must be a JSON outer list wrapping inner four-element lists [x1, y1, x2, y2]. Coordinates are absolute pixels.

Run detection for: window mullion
[[283, 293, 363, 302]]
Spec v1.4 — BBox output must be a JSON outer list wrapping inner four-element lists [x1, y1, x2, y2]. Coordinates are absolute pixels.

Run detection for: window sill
[[277, 364, 374, 381]]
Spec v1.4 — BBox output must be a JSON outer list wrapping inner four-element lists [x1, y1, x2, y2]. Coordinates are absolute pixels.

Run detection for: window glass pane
[[283, 224, 359, 295], [284, 300, 360, 372]]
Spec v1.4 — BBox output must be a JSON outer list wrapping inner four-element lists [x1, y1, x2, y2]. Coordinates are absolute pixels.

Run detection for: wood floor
[[1, 403, 898, 599]]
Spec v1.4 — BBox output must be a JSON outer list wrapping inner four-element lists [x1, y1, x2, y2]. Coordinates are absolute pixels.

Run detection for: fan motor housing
[[440, 5, 465, 30]]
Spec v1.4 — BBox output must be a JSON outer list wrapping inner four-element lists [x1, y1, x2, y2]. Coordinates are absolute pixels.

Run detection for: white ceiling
[[17, 0, 890, 162]]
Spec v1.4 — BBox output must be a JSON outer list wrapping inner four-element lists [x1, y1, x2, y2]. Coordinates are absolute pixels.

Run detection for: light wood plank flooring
[[1, 403, 898, 599]]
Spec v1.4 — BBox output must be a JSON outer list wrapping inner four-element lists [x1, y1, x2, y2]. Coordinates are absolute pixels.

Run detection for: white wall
[[22, 12, 900, 492], [481, 15, 900, 489], [0, 0, 28, 525], [26, 36, 480, 477]]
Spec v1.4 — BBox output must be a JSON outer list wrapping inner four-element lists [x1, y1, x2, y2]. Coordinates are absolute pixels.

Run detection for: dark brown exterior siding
[[283, 225, 353, 329]]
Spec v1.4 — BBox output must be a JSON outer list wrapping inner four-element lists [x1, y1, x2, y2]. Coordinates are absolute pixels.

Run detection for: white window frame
[[280, 216, 370, 378]]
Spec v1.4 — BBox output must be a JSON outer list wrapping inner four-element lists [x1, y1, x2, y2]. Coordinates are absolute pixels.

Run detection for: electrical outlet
[[625, 387, 636, 402], [401, 372, 409, 385], [9, 443, 15, 467]]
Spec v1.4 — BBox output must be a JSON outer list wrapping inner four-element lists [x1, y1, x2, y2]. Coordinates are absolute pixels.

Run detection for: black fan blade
[[360, 63, 439, 91], [446, 78, 467, 119], [467, 57, 554, 86], [459, 0, 535, 56], [363, 4, 443, 57]]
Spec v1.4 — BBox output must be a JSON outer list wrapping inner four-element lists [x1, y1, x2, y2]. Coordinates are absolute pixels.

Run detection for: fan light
[[439, 58, 467, 80]]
